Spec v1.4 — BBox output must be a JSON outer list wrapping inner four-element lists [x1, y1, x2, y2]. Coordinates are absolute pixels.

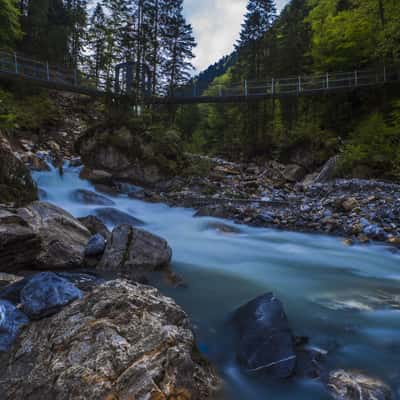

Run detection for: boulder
[[98, 224, 172, 280], [16, 202, 91, 270], [0, 280, 220, 399], [232, 293, 296, 378], [328, 370, 392, 400], [282, 164, 307, 183], [0, 208, 42, 272], [21, 272, 83, 319], [0, 132, 38, 206], [77, 125, 187, 186], [78, 215, 110, 239], [94, 207, 144, 227], [85, 233, 106, 258], [70, 189, 115, 206], [0, 300, 29, 352]]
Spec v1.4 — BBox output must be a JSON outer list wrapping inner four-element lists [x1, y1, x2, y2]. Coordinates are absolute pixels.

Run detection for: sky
[[183, 0, 290, 72]]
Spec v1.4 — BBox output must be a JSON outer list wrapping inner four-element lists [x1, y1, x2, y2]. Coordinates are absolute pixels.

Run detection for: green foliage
[[0, 90, 17, 129], [340, 110, 400, 178], [0, 88, 61, 132], [0, 0, 21, 48]]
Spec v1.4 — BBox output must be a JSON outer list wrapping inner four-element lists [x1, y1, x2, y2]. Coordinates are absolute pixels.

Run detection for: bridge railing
[[170, 66, 398, 99], [0, 50, 116, 94]]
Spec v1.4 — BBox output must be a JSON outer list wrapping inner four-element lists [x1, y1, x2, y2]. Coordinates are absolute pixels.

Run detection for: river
[[33, 163, 400, 400]]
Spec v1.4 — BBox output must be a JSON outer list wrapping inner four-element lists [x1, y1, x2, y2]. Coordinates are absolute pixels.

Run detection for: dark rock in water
[[98, 224, 172, 281], [328, 370, 392, 400], [21, 272, 83, 319], [94, 207, 145, 227], [232, 293, 296, 378], [78, 215, 110, 239], [0, 300, 29, 352], [85, 233, 106, 257], [0, 277, 30, 304], [70, 189, 115, 206], [0, 280, 220, 399], [55, 272, 105, 292]]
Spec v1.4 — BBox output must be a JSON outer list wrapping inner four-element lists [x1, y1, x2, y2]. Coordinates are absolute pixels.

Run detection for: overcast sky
[[184, 0, 289, 72]]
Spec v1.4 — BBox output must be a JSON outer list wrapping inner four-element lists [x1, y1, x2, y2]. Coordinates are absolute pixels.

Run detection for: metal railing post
[[46, 62, 50, 81], [271, 78, 275, 96], [326, 73, 329, 89], [244, 80, 248, 96], [14, 52, 18, 74], [298, 76, 302, 94], [354, 70, 358, 86]]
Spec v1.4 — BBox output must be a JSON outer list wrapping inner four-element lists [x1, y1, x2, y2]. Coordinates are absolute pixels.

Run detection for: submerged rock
[[94, 207, 145, 227], [328, 370, 392, 400], [0, 280, 220, 399], [232, 293, 296, 378], [98, 224, 172, 281], [21, 272, 83, 319], [70, 189, 115, 206], [0, 300, 29, 352]]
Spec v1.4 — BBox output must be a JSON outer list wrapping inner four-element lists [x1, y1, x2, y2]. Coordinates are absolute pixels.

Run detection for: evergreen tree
[[160, 0, 196, 95], [87, 3, 107, 84], [65, 0, 88, 68]]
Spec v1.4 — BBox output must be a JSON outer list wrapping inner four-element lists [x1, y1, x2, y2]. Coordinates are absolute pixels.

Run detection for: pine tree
[[65, 0, 88, 68], [87, 3, 107, 84], [238, 0, 276, 47], [160, 0, 196, 95]]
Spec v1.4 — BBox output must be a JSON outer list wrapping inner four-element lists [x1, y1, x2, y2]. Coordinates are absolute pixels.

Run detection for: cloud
[[184, 0, 289, 72]]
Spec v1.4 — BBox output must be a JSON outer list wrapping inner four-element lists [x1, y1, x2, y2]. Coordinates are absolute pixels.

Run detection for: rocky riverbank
[[88, 155, 400, 248]]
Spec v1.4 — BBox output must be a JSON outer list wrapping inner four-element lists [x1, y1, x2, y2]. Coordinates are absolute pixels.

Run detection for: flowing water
[[33, 164, 400, 400]]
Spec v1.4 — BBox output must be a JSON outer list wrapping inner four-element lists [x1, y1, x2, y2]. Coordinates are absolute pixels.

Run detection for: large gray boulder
[[328, 370, 392, 400], [0, 280, 220, 400], [97, 224, 172, 281], [0, 202, 91, 272]]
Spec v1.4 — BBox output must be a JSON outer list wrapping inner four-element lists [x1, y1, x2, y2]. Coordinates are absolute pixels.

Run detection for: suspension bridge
[[0, 51, 399, 104]]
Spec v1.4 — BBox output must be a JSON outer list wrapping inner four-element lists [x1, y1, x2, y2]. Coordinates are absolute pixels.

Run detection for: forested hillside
[[0, 0, 196, 94], [177, 0, 400, 180]]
